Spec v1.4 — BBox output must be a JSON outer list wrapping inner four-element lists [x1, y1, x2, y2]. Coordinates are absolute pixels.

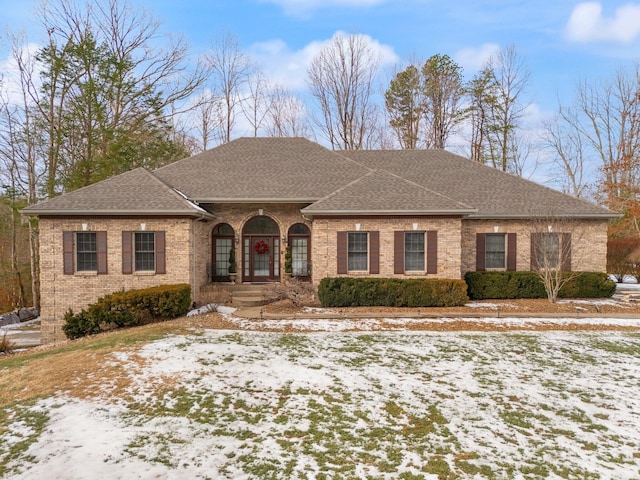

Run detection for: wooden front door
[[243, 235, 280, 282]]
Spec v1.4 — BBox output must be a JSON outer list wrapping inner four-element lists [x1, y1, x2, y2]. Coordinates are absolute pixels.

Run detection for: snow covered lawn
[[2, 327, 640, 479]]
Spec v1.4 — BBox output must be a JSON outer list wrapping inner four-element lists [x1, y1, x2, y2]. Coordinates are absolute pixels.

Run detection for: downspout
[[191, 219, 196, 307]]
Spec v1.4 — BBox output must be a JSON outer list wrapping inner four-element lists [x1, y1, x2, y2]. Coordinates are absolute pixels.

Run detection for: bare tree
[[204, 32, 251, 144], [0, 33, 44, 309], [527, 216, 585, 303], [265, 84, 313, 138], [307, 33, 380, 150], [241, 70, 270, 137], [191, 90, 222, 151], [36, 0, 206, 191], [549, 65, 640, 234], [542, 107, 590, 198], [484, 45, 531, 173]]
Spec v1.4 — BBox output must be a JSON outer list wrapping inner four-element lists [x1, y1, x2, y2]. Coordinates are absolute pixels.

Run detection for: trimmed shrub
[[465, 271, 615, 300], [558, 272, 616, 299], [317, 278, 469, 308], [464, 271, 545, 300], [62, 284, 191, 340]]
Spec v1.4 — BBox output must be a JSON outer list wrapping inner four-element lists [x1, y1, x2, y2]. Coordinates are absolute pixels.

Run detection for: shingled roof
[[302, 169, 475, 215], [23, 137, 616, 219], [344, 149, 615, 218], [153, 137, 371, 202], [22, 168, 212, 217]]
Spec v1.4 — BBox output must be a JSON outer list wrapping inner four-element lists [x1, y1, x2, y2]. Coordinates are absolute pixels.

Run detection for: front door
[[243, 235, 280, 282]]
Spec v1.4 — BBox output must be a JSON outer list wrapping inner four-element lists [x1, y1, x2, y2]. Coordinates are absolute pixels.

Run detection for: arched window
[[212, 223, 235, 281], [288, 223, 311, 279]]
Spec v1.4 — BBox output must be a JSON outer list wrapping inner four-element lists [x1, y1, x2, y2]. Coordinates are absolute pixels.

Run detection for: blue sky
[[2, 0, 639, 114], [1, 0, 639, 158]]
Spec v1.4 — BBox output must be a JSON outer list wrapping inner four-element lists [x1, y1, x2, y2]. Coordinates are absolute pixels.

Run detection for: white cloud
[[260, 0, 386, 17], [249, 31, 398, 91], [565, 2, 640, 43], [454, 43, 500, 72], [0, 43, 43, 105]]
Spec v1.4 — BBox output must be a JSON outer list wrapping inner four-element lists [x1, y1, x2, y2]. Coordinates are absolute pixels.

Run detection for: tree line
[[0, 0, 638, 309]]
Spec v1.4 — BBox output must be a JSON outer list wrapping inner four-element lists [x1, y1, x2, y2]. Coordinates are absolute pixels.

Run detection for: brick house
[[23, 137, 617, 343]]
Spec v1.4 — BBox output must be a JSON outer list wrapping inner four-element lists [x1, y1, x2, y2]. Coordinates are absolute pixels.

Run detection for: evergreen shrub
[[63, 284, 191, 339], [317, 278, 469, 308], [464, 271, 615, 300]]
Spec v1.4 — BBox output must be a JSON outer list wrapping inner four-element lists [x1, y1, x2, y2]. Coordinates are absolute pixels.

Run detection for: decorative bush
[[464, 271, 615, 300], [63, 284, 191, 340], [317, 278, 469, 308]]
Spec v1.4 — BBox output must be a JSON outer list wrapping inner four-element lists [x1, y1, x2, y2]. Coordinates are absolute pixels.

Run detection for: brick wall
[[39, 217, 195, 343], [311, 216, 463, 283], [461, 218, 609, 275]]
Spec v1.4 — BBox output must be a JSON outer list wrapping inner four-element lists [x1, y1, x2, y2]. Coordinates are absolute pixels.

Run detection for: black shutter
[[394, 231, 404, 274], [476, 233, 486, 271], [122, 231, 133, 274], [63, 231, 74, 275], [561, 233, 572, 272], [369, 231, 379, 274], [426, 230, 437, 274], [155, 231, 166, 274], [507, 233, 517, 271], [337, 232, 347, 274], [530, 232, 541, 270], [97, 231, 108, 275]]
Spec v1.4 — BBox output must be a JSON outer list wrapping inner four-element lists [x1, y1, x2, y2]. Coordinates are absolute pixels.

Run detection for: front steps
[[200, 283, 271, 307]]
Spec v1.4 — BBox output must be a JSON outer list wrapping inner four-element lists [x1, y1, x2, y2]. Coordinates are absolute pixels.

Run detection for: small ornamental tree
[[528, 216, 586, 303]]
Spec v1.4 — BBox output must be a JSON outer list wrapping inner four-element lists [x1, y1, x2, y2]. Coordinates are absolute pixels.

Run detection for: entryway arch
[[242, 216, 281, 282]]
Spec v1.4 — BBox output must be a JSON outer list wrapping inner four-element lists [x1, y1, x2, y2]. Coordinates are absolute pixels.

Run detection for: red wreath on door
[[254, 240, 269, 254]]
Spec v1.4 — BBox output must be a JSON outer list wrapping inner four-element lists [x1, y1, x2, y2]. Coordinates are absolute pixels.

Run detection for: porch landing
[[200, 283, 272, 308]]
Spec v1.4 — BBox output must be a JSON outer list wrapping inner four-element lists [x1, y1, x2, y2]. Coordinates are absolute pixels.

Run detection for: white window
[[348, 232, 368, 271]]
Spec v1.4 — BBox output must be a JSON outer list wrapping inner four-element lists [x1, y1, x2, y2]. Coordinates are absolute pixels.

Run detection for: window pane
[[215, 238, 232, 276], [538, 233, 559, 269], [405, 232, 425, 271], [348, 233, 368, 271], [135, 232, 155, 271], [485, 234, 506, 269], [292, 238, 308, 275], [76, 232, 97, 271]]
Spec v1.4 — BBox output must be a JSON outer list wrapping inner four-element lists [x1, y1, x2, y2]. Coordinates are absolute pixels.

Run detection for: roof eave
[[194, 198, 318, 204], [302, 208, 477, 216], [22, 209, 216, 219], [467, 213, 621, 220]]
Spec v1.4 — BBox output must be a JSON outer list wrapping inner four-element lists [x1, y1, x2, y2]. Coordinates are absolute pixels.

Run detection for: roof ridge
[[375, 167, 475, 211], [307, 169, 378, 206]]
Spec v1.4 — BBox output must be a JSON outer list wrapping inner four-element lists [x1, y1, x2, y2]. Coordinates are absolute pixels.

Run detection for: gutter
[[21, 209, 216, 219], [301, 208, 478, 216]]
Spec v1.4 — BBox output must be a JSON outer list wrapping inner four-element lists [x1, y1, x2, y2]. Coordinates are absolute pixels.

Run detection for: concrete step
[[232, 295, 270, 307], [200, 282, 275, 307]]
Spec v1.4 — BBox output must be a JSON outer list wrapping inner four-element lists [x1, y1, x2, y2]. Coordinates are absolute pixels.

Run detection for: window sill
[[75, 271, 98, 276], [134, 271, 156, 276]]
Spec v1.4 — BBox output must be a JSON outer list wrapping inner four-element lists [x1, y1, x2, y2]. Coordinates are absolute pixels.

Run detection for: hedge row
[[318, 278, 469, 307], [63, 284, 192, 340], [464, 271, 616, 300]]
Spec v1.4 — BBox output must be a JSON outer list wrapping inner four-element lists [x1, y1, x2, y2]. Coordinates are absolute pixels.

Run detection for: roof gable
[[23, 168, 210, 217], [303, 169, 476, 215], [153, 137, 371, 202], [344, 150, 615, 218]]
